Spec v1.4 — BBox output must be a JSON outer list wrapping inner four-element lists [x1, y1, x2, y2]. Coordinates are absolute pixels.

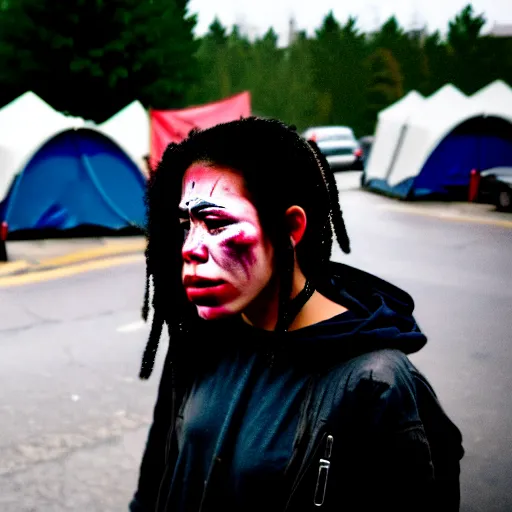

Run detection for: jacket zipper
[[313, 434, 333, 507], [284, 432, 333, 511]]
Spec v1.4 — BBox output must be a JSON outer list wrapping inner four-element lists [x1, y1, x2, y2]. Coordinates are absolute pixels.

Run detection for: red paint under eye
[[221, 230, 257, 279]]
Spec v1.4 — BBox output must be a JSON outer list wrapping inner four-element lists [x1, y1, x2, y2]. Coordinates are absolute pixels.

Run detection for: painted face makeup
[[180, 163, 274, 320]]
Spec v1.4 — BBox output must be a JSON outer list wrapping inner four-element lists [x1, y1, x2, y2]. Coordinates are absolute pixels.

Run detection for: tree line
[[0, 2, 510, 136], [0, 0, 199, 122]]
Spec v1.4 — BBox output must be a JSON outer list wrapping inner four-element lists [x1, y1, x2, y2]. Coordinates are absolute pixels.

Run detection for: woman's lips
[[184, 279, 237, 305], [183, 275, 223, 286]]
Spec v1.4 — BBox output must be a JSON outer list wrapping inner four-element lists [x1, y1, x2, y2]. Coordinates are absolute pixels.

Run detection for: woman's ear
[[285, 205, 307, 247]]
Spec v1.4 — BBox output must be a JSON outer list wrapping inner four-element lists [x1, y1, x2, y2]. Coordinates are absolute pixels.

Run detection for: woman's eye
[[205, 218, 233, 233]]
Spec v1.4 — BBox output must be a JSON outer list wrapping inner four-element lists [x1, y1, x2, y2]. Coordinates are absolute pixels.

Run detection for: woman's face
[[180, 163, 275, 320]]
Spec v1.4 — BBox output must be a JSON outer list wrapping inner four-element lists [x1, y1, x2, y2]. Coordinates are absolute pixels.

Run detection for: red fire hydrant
[[0, 221, 8, 262], [468, 169, 480, 203]]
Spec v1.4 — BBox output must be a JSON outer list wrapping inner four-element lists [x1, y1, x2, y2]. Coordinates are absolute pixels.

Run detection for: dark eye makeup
[[178, 216, 235, 239], [204, 217, 234, 232]]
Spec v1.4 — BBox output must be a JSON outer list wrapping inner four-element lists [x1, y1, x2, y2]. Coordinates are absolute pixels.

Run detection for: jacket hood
[[313, 261, 426, 353], [192, 262, 427, 368], [220, 262, 426, 364]]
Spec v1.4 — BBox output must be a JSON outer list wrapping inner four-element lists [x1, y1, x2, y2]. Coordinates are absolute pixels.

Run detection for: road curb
[[0, 239, 147, 278], [379, 204, 512, 228]]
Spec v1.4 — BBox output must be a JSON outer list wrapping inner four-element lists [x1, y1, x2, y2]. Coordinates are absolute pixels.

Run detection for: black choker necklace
[[276, 280, 315, 332]]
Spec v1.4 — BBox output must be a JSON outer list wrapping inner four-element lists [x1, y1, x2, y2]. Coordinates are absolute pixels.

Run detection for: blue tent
[[412, 116, 512, 198], [366, 116, 512, 200], [0, 128, 146, 233]]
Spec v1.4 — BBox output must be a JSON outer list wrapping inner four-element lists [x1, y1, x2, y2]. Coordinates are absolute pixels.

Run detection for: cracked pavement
[[0, 262, 165, 511]]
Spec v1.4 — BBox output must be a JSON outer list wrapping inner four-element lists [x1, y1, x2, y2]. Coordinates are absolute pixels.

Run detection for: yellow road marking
[[0, 254, 144, 288], [36, 239, 146, 268], [0, 239, 146, 278], [0, 260, 31, 277], [380, 204, 512, 229]]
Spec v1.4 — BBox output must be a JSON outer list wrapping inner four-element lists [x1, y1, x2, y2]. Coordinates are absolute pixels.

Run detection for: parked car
[[302, 126, 362, 171], [358, 136, 374, 167], [357, 135, 375, 186], [478, 167, 512, 212]]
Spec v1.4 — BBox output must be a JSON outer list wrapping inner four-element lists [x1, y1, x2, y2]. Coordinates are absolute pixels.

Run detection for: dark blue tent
[[367, 116, 512, 199], [412, 116, 512, 198], [0, 128, 146, 233]]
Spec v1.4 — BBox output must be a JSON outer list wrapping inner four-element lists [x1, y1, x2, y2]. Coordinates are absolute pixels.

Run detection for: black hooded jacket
[[130, 263, 464, 512]]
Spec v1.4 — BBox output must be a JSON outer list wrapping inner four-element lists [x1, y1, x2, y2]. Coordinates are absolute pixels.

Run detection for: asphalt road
[[1, 172, 511, 511]]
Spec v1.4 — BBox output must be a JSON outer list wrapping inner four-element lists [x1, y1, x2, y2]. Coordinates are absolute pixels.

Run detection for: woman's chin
[[196, 304, 237, 321]]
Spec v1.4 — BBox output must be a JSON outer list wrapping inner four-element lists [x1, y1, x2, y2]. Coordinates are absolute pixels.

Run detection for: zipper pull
[[314, 435, 333, 507], [324, 435, 333, 459]]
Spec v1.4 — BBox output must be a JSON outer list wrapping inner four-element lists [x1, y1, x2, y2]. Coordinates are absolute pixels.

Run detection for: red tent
[[149, 91, 251, 168]]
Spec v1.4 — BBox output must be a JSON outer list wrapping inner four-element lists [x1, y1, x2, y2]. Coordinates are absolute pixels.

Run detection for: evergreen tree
[[310, 13, 371, 135], [278, 32, 320, 130], [422, 31, 450, 95], [365, 48, 404, 131], [187, 17, 230, 105], [246, 28, 284, 117], [446, 4, 486, 93], [370, 16, 428, 96], [0, 0, 199, 121], [310, 11, 342, 126]]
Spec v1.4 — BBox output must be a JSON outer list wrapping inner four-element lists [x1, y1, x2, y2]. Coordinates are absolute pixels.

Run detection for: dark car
[[358, 135, 374, 186], [358, 136, 374, 166], [479, 167, 512, 211]]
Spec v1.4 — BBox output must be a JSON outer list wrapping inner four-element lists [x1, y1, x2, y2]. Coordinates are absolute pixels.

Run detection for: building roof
[[488, 23, 512, 37]]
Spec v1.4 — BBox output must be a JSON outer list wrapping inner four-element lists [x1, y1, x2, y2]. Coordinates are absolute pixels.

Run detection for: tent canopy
[[365, 81, 512, 199], [471, 80, 512, 119], [384, 85, 470, 191], [149, 91, 251, 167], [0, 128, 146, 233], [99, 100, 149, 174], [379, 90, 425, 121], [0, 92, 83, 202], [364, 90, 425, 182]]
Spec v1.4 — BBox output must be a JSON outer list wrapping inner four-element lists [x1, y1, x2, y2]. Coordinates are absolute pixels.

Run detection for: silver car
[[302, 126, 362, 170]]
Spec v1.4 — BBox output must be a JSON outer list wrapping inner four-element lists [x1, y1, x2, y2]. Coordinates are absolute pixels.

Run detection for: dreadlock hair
[[139, 117, 351, 380]]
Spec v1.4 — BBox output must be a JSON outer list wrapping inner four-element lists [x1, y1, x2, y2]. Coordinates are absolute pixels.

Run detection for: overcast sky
[[187, 0, 512, 43]]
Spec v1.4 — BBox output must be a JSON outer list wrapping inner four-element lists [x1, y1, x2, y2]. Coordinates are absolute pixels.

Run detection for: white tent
[[99, 100, 149, 174], [364, 90, 424, 184], [365, 81, 512, 198], [0, 92, 83, 201], [471, 80, 512, 120], [365, 84, 473, 196], [385, 84, 471, 190]]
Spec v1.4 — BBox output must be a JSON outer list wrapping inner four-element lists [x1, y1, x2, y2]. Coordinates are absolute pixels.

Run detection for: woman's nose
[[182, 228, 208, 263]]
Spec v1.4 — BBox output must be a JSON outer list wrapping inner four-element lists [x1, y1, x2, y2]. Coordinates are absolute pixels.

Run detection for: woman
[[130, 118, 464, 512]]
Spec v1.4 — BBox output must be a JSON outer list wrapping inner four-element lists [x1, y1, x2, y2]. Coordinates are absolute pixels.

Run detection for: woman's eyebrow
[[191, 200, 225, 213], [179, 198, 226, 215]]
